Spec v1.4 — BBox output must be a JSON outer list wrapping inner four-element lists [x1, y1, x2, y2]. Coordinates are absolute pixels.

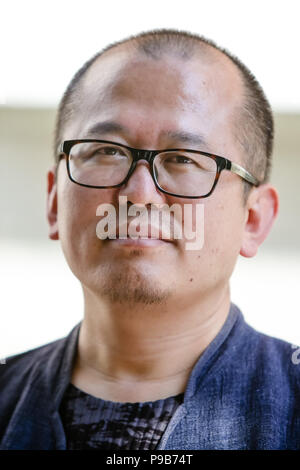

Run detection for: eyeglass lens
[[68, 142, 217, 197]]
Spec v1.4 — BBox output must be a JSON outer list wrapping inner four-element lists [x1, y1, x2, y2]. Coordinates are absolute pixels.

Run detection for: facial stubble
[[97, 248, 172, 306]]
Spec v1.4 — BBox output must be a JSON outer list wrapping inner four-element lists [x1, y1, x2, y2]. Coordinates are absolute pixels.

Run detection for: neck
[[71, 285, 231, 401]]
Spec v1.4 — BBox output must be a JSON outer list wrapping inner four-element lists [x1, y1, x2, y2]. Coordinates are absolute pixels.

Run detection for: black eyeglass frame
[[58, 139, 260, 199]]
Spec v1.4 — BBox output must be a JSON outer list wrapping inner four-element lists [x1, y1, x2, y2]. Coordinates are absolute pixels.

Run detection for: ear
[[240, 183, 279, 258], [47, 165, 59, 240]]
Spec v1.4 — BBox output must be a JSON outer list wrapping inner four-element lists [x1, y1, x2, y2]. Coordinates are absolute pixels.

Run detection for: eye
[[92, 146, 126, 157], [165, 155, 196, 164]]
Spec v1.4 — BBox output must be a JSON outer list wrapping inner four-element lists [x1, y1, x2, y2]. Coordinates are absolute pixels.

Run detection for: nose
[[118, 160, 166, 206]]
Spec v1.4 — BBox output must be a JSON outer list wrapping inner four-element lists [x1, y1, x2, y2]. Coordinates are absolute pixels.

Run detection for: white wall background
[[0, 0, 299, 358], [1, 0, 300, 111]]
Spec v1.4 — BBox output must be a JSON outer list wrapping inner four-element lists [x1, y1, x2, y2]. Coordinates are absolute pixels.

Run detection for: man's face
[[53, 47, 249, 308]]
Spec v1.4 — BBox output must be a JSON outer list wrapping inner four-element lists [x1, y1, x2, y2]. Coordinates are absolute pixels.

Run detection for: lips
[[107, 237, 170, 248], [114, 224, 174, 242], [97, 209, 181, 243]]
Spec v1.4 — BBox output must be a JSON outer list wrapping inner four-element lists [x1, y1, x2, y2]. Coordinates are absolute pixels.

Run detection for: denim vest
[[1, 302, 300, 450]]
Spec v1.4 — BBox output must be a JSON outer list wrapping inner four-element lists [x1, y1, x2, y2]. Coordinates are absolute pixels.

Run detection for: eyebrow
[[85, 120, 210, 150], [163, 130, 209, 149], [85, 121, 126, 137]]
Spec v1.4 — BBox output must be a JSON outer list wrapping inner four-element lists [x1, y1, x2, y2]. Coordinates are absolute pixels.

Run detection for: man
[[0, 29, 299, 451]]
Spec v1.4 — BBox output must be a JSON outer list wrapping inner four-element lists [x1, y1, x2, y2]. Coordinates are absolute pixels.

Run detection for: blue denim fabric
[[0, 302, 300, 450]]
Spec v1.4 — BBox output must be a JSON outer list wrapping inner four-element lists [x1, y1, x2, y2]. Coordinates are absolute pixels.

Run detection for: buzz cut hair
[[54, 28, 274, 199]]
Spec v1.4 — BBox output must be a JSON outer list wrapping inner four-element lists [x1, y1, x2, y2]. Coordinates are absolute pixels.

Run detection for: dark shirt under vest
[[59, 383, 184, 450]]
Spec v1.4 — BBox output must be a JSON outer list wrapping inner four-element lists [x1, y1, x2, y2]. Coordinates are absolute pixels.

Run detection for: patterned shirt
[[59, 382, 184, 450]]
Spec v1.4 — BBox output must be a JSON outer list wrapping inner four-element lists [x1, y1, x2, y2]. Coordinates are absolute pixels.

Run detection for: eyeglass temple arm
[[227, 161, 260, 186]]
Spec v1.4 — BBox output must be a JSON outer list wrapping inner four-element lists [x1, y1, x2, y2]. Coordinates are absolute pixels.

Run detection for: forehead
[[66, 45, 244, 155], [81, 45, 243, 107]]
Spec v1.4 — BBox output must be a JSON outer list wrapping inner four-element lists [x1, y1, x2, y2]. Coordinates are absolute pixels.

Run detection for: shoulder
[[245, 321, 299, 360], [0, 322, 80, 387], [0, 323, 81, 445], [240, 320, 300, 386], [0, 335, 67, 384]]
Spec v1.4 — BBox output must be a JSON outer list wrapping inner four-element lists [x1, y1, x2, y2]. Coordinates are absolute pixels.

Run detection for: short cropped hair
[[53, 28, 274, 197]]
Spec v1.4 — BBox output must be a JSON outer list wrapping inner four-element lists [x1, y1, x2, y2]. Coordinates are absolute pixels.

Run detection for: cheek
[[58, 186, 92, 236], [56, 172, 114, 247], [177, 200, 205, 240], [205, 202, 246, 272], [181, 199, 245, 282], [211, 197, 244, 238]]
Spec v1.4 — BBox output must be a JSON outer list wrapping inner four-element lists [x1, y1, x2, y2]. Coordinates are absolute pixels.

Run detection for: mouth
[[97, 210, 180, 248], [105, 224, 175, 248], [106, 237, 172, 248], [115, 224, 174, 241]]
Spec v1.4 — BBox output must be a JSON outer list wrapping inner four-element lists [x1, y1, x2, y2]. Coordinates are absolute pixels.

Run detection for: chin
[[86, 264, 172, 306]]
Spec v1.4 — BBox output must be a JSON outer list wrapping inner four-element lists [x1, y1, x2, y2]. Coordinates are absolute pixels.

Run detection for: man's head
[[54, 30, 274, 197], [47, 29, 278, 309]]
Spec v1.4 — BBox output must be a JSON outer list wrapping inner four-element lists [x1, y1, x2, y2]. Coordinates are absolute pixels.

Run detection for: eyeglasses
[[58, 139, 260, 199]]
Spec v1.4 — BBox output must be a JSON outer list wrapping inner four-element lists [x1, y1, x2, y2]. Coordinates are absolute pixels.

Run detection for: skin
[[47, 44, 279, 403]]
